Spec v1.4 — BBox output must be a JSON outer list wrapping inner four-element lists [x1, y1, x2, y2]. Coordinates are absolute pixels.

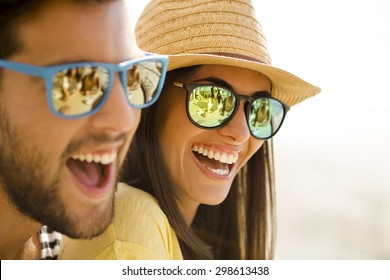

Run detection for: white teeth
[[227, 154, 234, 164], [219, 153, 228, 163], [212, 168, 229, 176], [94, 154, 101, 163], [101, 154, 111, 165], [71, 152, 117, 165], [86, 154, 93, 163], [203, 165, 229, 176], [192, 145, 238, 164]]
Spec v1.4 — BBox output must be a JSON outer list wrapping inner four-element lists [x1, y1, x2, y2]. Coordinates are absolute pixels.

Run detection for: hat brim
[[167, 54, 320, 107]]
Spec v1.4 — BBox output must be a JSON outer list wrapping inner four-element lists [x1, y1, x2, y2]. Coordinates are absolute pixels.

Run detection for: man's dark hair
[[0, 0, 44, 59], [0, 0, 116, 83], [0, 0, 116, 59]]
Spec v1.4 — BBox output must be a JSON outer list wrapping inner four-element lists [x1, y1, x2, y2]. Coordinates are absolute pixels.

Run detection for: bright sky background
[[128, 0, 390, 259]]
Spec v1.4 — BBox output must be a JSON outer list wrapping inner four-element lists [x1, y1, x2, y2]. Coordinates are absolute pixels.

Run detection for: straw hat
[[136, 0, 320, 106]]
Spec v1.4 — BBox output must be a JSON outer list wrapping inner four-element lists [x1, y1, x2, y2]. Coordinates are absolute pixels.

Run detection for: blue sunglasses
[[0, 53, 168, 118]]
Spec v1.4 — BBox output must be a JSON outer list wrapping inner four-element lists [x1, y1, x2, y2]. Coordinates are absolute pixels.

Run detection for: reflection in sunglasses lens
[[248, 98, 284, 139], [52, 66, 108, 116], [127, 59, 163, 106], [188, 85, 236, 127], [186, 85, 286, 139]]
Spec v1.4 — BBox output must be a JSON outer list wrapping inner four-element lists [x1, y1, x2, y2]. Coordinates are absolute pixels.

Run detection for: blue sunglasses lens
[[52, 66, 109, 116], [125, 59, 165, 107], [51, 59, 165, 117]]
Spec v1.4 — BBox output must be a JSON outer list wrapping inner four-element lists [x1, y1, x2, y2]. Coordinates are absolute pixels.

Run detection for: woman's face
[[156, 65, 271, 221]]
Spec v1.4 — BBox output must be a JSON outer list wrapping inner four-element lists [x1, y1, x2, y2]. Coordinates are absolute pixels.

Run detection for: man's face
[[0, 0, 142, 238]]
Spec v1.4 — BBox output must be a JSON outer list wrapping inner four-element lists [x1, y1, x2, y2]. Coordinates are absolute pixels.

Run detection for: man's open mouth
[[192, 145, 238, 176], [66, 152, 117, 189]]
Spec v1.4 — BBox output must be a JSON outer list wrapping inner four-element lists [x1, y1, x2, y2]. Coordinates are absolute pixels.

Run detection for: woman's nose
[[217, 101, 250, 144]]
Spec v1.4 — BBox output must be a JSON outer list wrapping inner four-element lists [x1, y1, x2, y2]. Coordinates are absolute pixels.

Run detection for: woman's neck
[[176, 198, 199, 226]]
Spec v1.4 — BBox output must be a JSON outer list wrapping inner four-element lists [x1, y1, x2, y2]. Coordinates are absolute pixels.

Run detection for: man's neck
[[0, 194, 42, 259], [19, 233, 41, 260]]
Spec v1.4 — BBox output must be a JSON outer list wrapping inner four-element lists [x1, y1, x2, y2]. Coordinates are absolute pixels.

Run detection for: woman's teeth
[[192, 145, 239, 176], [192, 145, 238, 164], [206, 167, 229, 176], [71, 152, 117, 165]]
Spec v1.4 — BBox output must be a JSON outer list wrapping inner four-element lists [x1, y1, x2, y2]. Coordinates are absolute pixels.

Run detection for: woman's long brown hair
[[120, 67, 276, 259]]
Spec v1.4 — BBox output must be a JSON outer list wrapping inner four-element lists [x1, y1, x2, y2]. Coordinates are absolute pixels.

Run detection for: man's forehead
[[12, 0, 139, 65]]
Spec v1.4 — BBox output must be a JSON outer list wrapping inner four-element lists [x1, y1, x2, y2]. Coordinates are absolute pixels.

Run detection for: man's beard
[[0, 107, 115, 239]]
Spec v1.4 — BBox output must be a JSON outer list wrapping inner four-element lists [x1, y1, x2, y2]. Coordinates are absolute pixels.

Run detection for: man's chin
[[54, 201, 115, 239]]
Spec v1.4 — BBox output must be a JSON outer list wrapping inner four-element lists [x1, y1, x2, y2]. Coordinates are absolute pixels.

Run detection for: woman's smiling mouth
[[192, 145, 239, 176]]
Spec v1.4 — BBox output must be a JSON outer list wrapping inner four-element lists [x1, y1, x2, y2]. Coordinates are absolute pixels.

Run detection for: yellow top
[[59, 183, 183, 260]]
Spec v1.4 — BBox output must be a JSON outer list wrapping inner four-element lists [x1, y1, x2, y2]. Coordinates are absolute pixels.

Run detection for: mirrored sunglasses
[[174, 82, 290, 139], [0, 53, 168, 118]]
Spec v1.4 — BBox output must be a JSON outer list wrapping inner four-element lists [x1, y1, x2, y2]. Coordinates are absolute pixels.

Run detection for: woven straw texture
[[136, 0, 320, 106]]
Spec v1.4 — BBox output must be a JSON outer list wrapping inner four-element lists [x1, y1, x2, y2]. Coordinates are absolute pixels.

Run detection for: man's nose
[[89, 73, 141, 135]]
